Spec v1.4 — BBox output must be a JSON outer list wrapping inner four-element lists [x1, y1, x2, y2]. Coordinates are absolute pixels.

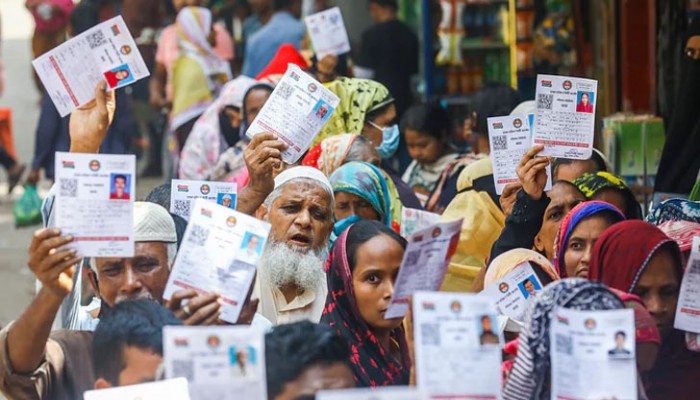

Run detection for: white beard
[[258, 240, 326, 292]]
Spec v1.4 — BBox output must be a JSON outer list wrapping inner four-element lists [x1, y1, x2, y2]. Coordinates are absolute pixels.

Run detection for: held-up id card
[[385, 219, 463, 319], [413, 292, 502, 399], [164, 326, 266, 400], [246, 64, 340, 163], [675, 237, 700, 333], [84, 378, 190, 400], [304, 7, 351, 59], [488, 115, 552, 195], [400, 208, 441, 237], [481, 261, 543, 325], [164, 199, 271, 323], [551, 307, 636, 400], [533, 74, 598, 159], [33, 16, 149, 117], [54, 152, 135, 257], [317, 388, 426, 400], [170, 179, 237, 221]]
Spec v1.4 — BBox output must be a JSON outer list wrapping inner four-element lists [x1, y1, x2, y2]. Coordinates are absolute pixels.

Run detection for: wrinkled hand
[[244, 132, 288, 198], [516, 145, 550, 201], [27, 228, 81, 299], [500, 183, 522, 218], [69, 82, 116, 153], [167, 290, 221, 325]]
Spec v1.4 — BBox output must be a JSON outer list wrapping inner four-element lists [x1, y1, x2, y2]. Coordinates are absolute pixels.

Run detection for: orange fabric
[[0, 109, 16, 159], [255, 44, 309, 82]]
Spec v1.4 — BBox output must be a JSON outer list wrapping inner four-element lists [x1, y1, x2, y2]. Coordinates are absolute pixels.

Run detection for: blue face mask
[[372, 123, 400, 160], [333, 214, 362, 238]]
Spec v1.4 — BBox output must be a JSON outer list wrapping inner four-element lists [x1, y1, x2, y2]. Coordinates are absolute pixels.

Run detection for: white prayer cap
[[134, 202, 177, 243], [510, 100, 535, 116], [274, 166, 333, 195]]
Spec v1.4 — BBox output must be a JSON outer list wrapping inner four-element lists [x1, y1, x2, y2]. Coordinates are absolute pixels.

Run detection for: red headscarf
[[588, 220, 682, 292], [255, 44, 310, 83]]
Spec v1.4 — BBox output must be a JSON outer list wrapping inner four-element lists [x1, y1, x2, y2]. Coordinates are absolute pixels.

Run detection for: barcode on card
[[86, 30, 107, 49], [420, 323, 440, 346], [537, 94, 553, 110], [492, 135, 508, 151], [187, 224, 209, 247], [59, 178, 78, 198], [277, 82, 294, 100], [555, 333, 573, 355], [170, 360, 194, 381], [172, 199, 191, 218]]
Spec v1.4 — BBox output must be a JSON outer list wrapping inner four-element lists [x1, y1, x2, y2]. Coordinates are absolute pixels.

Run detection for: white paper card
[[385, 219, 463, 319], [304, 7, 351, 59], [675, 237, 700, 333], [54, 152, 135, 257], [164, 326, 266, 400], [164, 199, 270, 323], [550, 307, 636, 400], [317, 387, 426, 400], [481, 261, 543, 324], [400, 208, 441, 237], [413, 291, 502, 399], [33, 16, 150, 117], [533, 74, 598, 159], [246, 64, 339, 163], [84, 378, 190, 400], [170, 179, 237, 221]]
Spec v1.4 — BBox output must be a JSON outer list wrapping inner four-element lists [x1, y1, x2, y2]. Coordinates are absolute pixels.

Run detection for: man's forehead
[[275, 182, 332, 205], [97, 242, 168, 261]]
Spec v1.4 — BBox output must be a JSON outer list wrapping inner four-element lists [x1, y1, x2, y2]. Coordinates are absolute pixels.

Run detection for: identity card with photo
[[304, 7, 351, 59], [480, 261, 543, 325], [84, 378, 190, 400], [400, 208, 441, 237], [170, 179, 237, 221], [675, 237, 700, 333]]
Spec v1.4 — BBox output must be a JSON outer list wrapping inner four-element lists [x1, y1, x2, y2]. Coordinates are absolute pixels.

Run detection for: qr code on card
[[187, 224, 209, 247], [172, 200, 192, 218], [492, 135, 507, 151], [537, 94, 553, 110], [170, 360, 194, 381], [85, 30, 107, 49], [276, 82, 294, 100], [59, 178, 78, 198], [555, 333, 573, 355], [420, 323, 440, 346]]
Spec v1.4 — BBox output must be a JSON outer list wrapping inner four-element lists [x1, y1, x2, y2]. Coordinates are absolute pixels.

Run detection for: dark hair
[[615, 331, 626, 338], [365, 101, 395, 124], [171, 213, 188, 250], [70, 3, 99, 35], [144, 183, 171, 209], [470, 83, 522, 138], [265, 321, 350, 399], [369, 0, 399, 10], [400, 101, 450, 141], [551, 153, 608, 177], [346, 220, 407, 272], [92, 300, 181, 385], [523, 278, 534, 285], [273, 0, 298, 11], [113, 174, 127, 182]]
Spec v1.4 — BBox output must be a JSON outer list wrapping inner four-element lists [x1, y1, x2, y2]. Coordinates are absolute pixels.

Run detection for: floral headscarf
[[646, 198, 700, 225], [303, 134, 359, 176]]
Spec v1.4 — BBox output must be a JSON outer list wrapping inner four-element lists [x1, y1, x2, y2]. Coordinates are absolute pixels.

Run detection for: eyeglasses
[[686, 47, 700, 59]]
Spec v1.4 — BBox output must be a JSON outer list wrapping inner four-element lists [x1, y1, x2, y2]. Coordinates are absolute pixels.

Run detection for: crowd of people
[[1, 0, 700, 399]]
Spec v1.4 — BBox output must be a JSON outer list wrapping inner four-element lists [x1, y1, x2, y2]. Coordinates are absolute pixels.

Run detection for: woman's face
[[535, 183, 585, 260], [633, 247, 681, 338], [563, 215, 613, 278], [224, 107, 242, 129], [362, 104, 397, 147], [581, 93, 590, 105], [352, 234, 404, 332], [404, 129, 444, 165], [245, 89, 272, 125], [334, 192, 380, 222], [553, 159, 598, 181], [591, 189, 627, 216]]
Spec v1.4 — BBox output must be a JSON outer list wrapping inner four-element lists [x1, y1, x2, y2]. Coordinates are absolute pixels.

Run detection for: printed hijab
[[319, 78, 394, 142], [503, 279, 624, 400], [321, 228, 410, 387], [646, 198, 700, 225], [303, 134, 359, 176], [552, 201, 625, 277], [573, 172, 642, 220]]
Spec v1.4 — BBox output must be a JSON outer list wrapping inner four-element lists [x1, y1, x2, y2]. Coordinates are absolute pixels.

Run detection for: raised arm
[[236, 132, 287, 215]]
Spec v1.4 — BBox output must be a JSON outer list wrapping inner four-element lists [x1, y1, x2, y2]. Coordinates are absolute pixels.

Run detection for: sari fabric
[[321, 229, 410, 387]]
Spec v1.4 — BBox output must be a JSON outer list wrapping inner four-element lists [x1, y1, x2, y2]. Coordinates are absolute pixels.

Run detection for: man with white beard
[[253, 166, 334, 325]]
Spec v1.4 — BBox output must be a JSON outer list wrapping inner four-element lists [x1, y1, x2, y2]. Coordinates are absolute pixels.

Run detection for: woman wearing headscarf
[[655, 19, 700, 195], [179, 76, 256, 181], [171, 6, 232, 149], [329, 161, 403, 243], [322, 220, 411, 387], [552, 201, 625, 278], [573, 171, 642, 220], [503, 279, 626, 400], [485, 249, 560, 289], [588, 220, 700, 400], [647, 198, 700, 264]]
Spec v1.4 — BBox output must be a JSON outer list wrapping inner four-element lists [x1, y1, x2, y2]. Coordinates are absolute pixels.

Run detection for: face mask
[[373, 123, 400, 160], [333, 214, 362, 238]]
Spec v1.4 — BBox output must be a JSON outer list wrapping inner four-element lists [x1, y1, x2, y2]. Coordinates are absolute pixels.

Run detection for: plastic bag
[[13, 185, 43, 227]]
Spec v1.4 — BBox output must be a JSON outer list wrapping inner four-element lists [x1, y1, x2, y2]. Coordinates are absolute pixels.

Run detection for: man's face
[[114, 177, 126, 193], [481, 317, 492, 332], [615, 334, 626, 349], [92, 242, 171, 307], [275, 362, 355, 400], [248, 236, 260, 252], [535, 183, 585, 260], [222, 197, 232, 208], [261, 182, 333, 253], [524, 280, 535, 294]]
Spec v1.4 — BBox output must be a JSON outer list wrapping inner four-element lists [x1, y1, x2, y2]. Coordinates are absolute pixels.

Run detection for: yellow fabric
[[439, 157, 505, 292], [171, 57, 215, 121], [484, 249, 559, 288]]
